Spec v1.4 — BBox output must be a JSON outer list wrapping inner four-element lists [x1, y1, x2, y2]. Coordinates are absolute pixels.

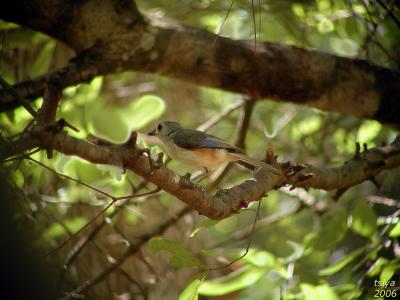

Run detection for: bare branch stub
[[355, 142, 361, 158], [156, 152, 164, 164], [287, 135, 400, 191], [39, 82, 62, 125], [265, 148, 280, 167], [124, 131, 138, 147]]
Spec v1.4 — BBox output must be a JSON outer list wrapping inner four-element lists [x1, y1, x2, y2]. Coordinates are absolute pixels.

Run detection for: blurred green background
[[0, 0, 399, 299]]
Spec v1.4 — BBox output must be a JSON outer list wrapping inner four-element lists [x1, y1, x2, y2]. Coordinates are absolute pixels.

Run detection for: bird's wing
[[173, 128, 282, 175], [172, 129, 243, 153]]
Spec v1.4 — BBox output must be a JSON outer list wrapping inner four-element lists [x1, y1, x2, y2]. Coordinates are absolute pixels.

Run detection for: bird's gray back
[[172, 129, 243, 153]]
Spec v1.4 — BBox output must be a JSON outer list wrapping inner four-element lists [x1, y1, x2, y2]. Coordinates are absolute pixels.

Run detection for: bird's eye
[[157, 124, 162, 131]]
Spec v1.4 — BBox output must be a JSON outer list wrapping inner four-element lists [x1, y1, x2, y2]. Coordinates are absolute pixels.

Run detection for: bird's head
[[148, 121, 182, 141]]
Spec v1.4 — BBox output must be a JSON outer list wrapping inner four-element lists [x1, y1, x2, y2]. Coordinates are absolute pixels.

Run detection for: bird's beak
[[148, 128, 156, 136]]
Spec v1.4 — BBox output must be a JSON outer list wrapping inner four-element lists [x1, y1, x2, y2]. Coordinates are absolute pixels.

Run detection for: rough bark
[[1, 0, 399, 124], [2, 123, 399, 220]]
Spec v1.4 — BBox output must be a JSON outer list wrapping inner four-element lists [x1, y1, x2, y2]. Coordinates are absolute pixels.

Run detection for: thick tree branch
[[0, 54, 99, 111], [1, 0, 399, 124], [1, 129, 281, 220], [1, 124, 400, 220]]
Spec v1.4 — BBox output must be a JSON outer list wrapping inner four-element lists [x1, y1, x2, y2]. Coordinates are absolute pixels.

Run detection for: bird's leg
[[191, 167, 209, 183]]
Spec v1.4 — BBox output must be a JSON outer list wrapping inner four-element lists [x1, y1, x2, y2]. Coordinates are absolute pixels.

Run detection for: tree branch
[[286, 137, 400, 190], [1, 128, 281, 220], [1, 0, 399, 124], [1, 124, 400, 220], [0, 53, 100, 111]]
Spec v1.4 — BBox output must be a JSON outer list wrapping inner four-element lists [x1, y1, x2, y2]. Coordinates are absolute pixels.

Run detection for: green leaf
[[242, 249, 276, 268], [329, 37, 359, 57], [84, 76, 104, 102], [292, 115, 322, 141], [43, 217, 87, 240], [213, 215, 237, 234], [380, 264, 400, 283], [190, 219, 219, 237], [357, 121, 382, 145], [199, 14, 223, 33], [319, 247, 366, 276], [292, 4, 305, 17], [351, 200, 377, 238], [29, 41, 56, 78], [0, 20, 19, 30], [148, 237, 205, 269], [179, 272, 207, 300], [314, 209, 348, 250], [301, 283, 340, 300], [64, 157, 105, 184], [357, 121, 382, 144], [198, 266, 266, 296], [367, 258, 388, 277], [122, 95, 166, 131], [317, 18, 334, 33], [90, 104, 129, 143], [389, 222, 400, 237], [334, 283, 362, 299], [284, 241, 304, 263]]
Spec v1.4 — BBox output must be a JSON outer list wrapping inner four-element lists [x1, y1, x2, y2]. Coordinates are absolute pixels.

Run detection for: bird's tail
[[229, 152, 282, 175]]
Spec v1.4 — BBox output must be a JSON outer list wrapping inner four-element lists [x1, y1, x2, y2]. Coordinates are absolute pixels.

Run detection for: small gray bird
[[148, 121, 281, 178]]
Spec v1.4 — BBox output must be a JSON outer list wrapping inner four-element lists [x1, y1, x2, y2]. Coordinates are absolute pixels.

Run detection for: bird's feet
[[136, 148, 163, 174]]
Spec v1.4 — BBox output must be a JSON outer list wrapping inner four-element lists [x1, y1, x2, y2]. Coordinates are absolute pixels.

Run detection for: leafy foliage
[[148, 237, 206, 269]]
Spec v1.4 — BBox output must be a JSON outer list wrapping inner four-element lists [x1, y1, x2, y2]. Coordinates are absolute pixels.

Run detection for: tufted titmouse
[[148, 121, 281, 178]]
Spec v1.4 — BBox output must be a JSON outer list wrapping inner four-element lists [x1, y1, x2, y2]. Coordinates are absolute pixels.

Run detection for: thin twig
[[251, 0, 257, 53], [258, 0, 261, 53], [376, 0, 400, 28], [29, 157, 114, 198], [118, 268, 147, 298], [62, 179, 148, 269], [27, 157, 161, 256], [2, 148, 41, 163], [367, 195, 400, 208], [216, 0, 235, 36], [60, 206, 192, 300], [209, 199, 262, 271], [196, 98, 244, 132], [115, 188, 161, 200], [46, 185, 161, 257], [211, 202, 301, 248], [0, 76, 39, 119], [235, 99, 256, 150], [0, 31, 5, 70], [46, 198, 118, 257]]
